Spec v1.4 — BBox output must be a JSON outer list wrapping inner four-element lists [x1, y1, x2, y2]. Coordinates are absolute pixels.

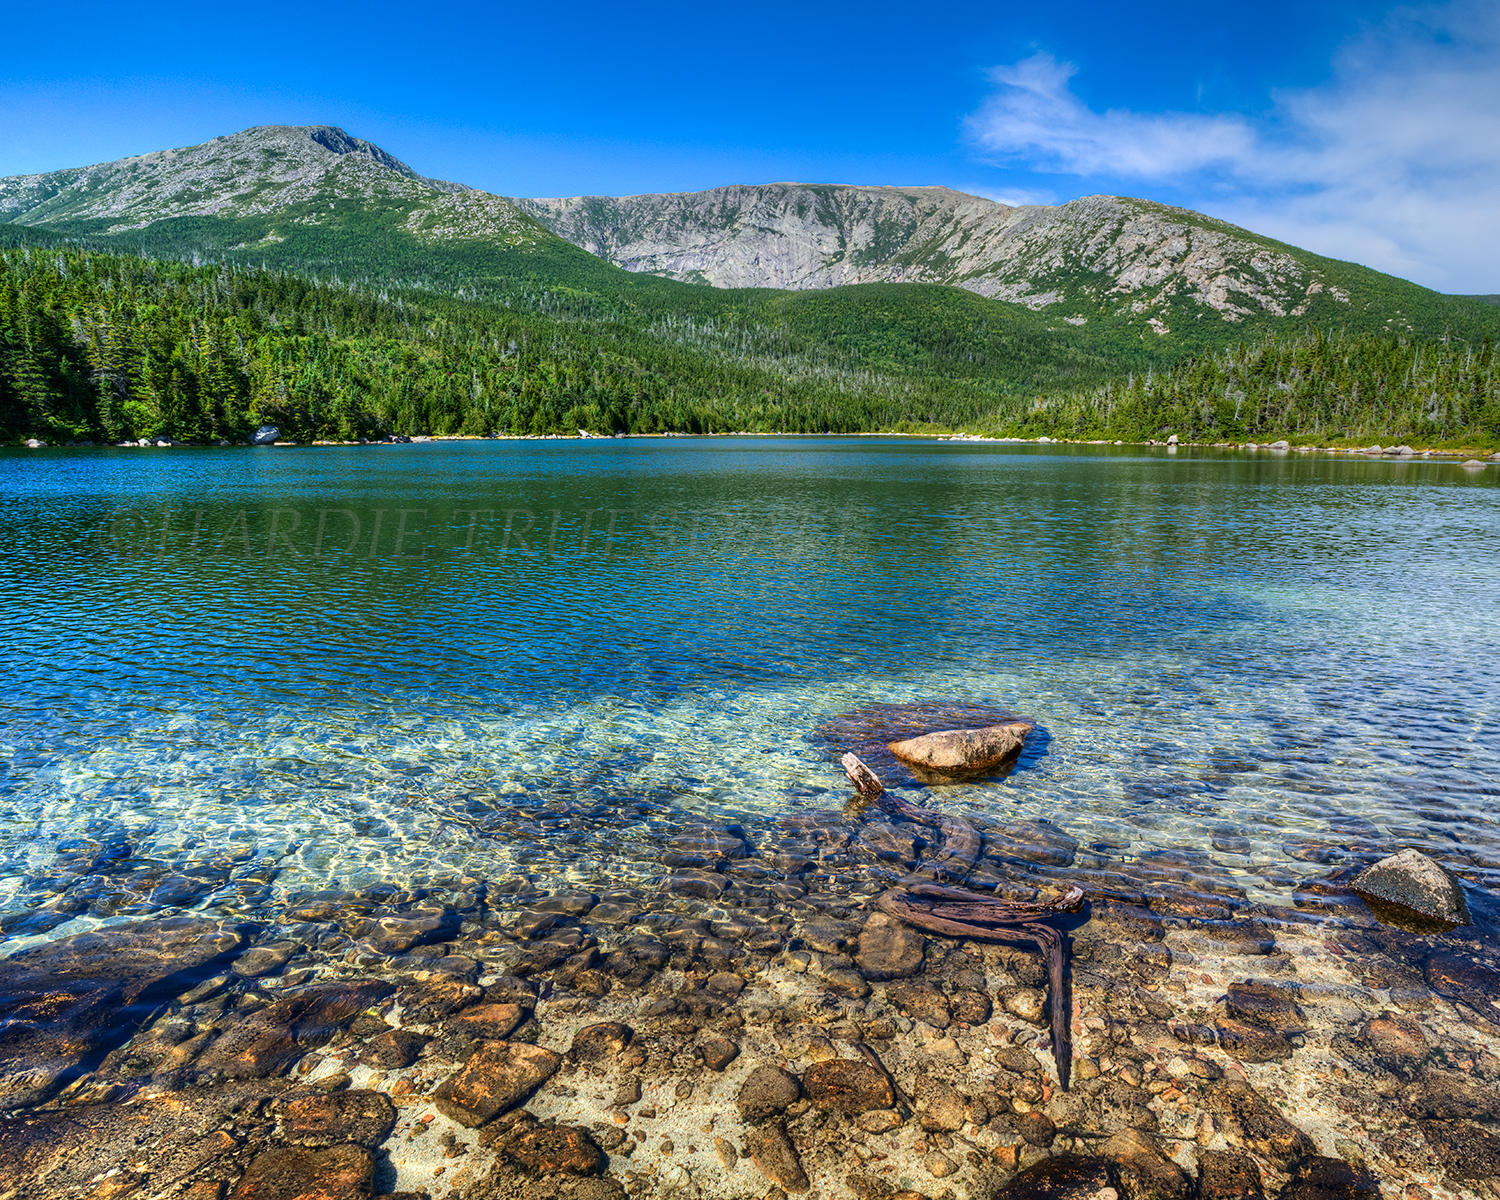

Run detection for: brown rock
[[1052, 1080, 1157, 1136], [230, 1145, 374, 1200], [1281, 1156, 1378, 1200], [738, 1064, 802, 1118], [856, 912, 926, 981], [498, 1124, 605, 1176], [747, 1121, 810, 1192], [888, 723, 1031, 772], [1422, 1120, 1500, 1182], [231, 941, 301, 979], [352, 905, 459, 955], [400, 978, 484, 1023], [447, 1002, 529, 1042], [1214, 1017, 1293, 1063], [196, 980, 397, 1081], [803, 1059, 896, 1113], [1018, 1111, 1057, 1147], [1424, 953, 1500, 1024], [886, 981, 951, 1029], [1358, 1014, 1427, 1063], [993, 1156, 1113, 1199], [359, 1028, 429, 1069], [271, 1089, 396, 1148], [1102, 1129, 1191, 1200], [1204, 1080, 1316, 1166], [568, 1022, 632, 1063], [706, 972, 745, 997], [924, 1151, 958, 1178], [1402, 1070, 1500, 1120], [857, 1109, 905, 1133], [0, 917, 248, 1109], [1197, 1149, 1264, 1200], [433, 1041, 563, 1127], [916, 1080, 967, 1131], [701, 1037, 740, 1071], [1001, 987, 1047, 1025], [951, 989, 993, 1026], [0, 1082, 277, 1199], [1225, 982, 1304, 1031]]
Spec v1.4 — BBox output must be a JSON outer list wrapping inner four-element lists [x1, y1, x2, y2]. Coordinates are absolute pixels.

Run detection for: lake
[[1, 437, 1496, 939]]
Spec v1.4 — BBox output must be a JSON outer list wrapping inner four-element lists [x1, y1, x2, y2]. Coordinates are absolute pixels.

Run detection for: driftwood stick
[[843, 752, 981, 882], [881, 891, 1074, 1091], [842, 752, 885, 799], [850, 1041, 913, 1115], [907, 881, 1085, 916], [840, 753, 1080, 1090]]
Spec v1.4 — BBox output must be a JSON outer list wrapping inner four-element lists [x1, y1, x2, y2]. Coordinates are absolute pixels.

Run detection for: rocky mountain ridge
[[0, 125, 544, 249], [0, 125, 1445, 337], [514, 185, 1349, 331]]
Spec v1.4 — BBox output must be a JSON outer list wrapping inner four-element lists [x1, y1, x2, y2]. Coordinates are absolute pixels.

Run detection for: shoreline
[[0, 854, 1494, 1200], [15, 431, 1500, 461]]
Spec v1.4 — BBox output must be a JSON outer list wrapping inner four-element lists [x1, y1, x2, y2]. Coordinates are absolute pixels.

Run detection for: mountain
[[4, 125, 1498, 352], [0, 124, 557, 254], [515, 185, 1342, 326], [4, 126, 1498, 448]]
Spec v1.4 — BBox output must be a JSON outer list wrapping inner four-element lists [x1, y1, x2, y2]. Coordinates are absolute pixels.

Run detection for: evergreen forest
[[3, 232, 1498, 448]]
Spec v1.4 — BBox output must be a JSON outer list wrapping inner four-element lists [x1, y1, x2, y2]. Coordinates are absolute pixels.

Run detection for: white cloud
[[967, 53, 1257, 179], [964, 2, 1500, 293]]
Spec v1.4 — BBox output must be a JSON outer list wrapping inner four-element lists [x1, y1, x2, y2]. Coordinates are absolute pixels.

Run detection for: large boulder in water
[[814, 700, 1042, 787], [1352, 849, 1470, 927], [888, 723, 1031, 773]]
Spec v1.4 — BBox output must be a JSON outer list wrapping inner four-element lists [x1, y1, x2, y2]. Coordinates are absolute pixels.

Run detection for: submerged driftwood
[[841, 751, 1084, 1089]]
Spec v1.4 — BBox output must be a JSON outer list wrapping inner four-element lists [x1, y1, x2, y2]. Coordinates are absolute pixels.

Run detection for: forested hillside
[[3, 233, 1497, 447], [1020, 329, 1500, 445], [0, 236, 1128, 442]]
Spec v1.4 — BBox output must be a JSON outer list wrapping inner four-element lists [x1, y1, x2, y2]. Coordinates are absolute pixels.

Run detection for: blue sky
[[3, 0, 1497, 292]]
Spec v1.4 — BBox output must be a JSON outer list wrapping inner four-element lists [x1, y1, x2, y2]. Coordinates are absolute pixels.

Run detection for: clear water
[[1, 439, 1496, 932]]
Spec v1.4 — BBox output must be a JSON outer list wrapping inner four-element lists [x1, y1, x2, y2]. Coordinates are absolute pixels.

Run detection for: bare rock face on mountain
[[513, 184, 1356, 325], [1, 124, 1380, 332]]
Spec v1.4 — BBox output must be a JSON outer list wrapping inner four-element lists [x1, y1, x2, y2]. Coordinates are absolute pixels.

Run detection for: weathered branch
[[841, 751, 1082, 1090]]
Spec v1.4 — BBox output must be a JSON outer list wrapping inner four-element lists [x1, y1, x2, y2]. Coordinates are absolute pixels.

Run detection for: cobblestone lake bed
[[0, 438, 1495, 1200]]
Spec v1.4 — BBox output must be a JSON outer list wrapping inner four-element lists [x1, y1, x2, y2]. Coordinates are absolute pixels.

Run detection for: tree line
[[2, 240, 1497, 447]]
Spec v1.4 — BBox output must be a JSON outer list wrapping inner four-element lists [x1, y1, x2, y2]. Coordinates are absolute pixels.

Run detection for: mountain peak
[[0, 124, 471, 231]]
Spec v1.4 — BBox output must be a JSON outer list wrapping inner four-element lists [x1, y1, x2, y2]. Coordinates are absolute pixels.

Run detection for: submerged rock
[[433, 1041, 562, 1127], [888, 723, 1032, 773], [270, 1089, 396, 1148], [746, 1121, 809, 1192], [802, 1059, 896, 1113], [1352, 849, 1470, 927], [1101, 1128, 1191, 1200], [232, 1144, 374, 1199], [994, 1156, 1113, 1200], [738, 1064, 802, 1117], [0, 917, 247, 1109]]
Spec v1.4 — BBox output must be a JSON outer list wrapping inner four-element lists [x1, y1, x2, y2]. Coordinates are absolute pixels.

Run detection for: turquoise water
[[1, 438, 1496, 932]]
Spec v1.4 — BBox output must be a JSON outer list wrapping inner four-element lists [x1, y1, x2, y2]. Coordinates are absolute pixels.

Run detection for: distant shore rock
[[1352, 848, 1470, 927], [250, 425, 280, 446], [887, 723, 1031, 773]]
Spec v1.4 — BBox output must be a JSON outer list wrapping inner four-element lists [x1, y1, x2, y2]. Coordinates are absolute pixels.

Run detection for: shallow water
[[1, 438, 1496, 935]]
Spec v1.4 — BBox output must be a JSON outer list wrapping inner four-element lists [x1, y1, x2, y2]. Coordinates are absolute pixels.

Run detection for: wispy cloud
[[964, 2, 1500, 293], [967, 53, 1256, 179]]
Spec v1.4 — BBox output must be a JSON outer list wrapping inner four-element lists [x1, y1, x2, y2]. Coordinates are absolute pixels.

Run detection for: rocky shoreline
[[17, 432, 1500, 461], [0, 842, 1495, 1200]]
